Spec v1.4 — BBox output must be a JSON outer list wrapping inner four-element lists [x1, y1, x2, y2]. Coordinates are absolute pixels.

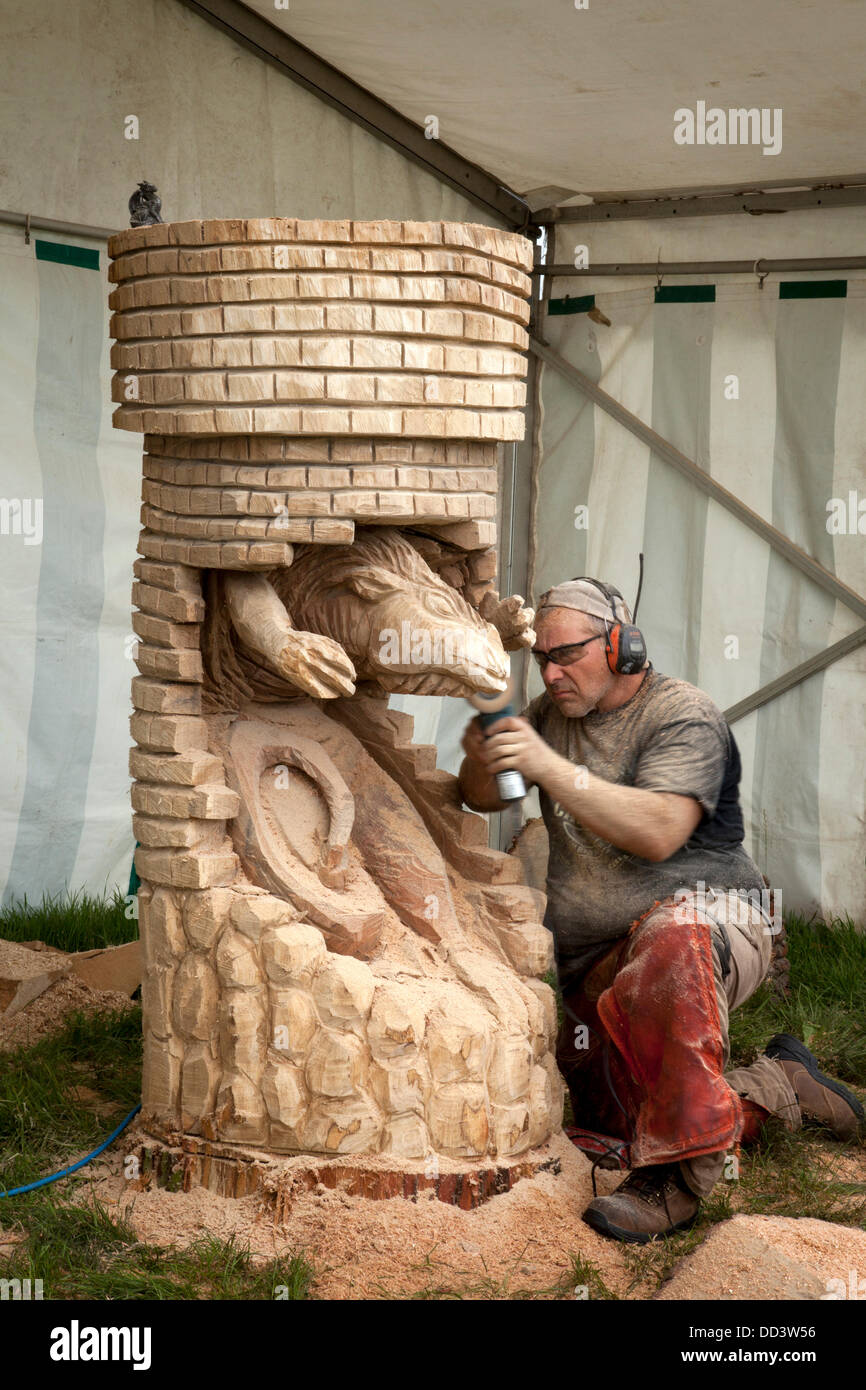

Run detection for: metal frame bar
[[583, 172, 866, 202], [537, 256, 866, 278], [529, 335, 866, 717], [528, 337, 866, 625], [537, 184, 866, 224], [174, 0, 530, 229], [0, 209, 118, 241], [724, 627, 866, 724]]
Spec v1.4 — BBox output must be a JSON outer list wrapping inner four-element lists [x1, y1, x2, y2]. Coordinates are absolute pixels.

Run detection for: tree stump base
[[127, 1125, 562, 1218]]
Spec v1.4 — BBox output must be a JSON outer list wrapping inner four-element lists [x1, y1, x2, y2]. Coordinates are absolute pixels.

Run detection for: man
[[458, 577, 863, 1243]]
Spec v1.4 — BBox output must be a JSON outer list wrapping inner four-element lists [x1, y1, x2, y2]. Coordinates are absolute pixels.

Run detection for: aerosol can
[[468, 678, 526, 803]]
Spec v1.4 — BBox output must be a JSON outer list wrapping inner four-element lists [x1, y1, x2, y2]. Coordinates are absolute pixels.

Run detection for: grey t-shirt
[[524, 666, 765, 981]]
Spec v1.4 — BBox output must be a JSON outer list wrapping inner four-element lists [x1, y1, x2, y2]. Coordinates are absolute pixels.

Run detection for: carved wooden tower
[[108, 217, 563, 1191]]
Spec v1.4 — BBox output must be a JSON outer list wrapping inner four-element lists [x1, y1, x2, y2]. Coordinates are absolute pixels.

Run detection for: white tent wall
[[0, 0, 509, 908], [528, 210, 866, 922], [2, 0, 863, 924], [0, 0, 508, 232]]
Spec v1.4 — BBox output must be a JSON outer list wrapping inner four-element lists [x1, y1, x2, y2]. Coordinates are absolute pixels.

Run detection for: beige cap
[[536, 578, 632, 624]]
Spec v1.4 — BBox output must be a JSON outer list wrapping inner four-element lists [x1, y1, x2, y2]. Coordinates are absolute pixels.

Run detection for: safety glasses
[[532, 634, 604, 670]]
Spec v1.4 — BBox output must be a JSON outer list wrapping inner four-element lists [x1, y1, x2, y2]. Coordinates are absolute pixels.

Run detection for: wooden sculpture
[[109, 218, 563, 1180]]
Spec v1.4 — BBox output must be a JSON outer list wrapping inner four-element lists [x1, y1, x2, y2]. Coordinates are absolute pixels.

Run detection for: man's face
[[534, 608, 617, 717]]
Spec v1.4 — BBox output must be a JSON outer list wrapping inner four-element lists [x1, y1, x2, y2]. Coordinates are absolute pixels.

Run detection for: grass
[[0, 1009, 314, 1299], [0, 1001, 314, 1299], [0, 1007, 143, 1197], [0, 1198, 315, 1300], [567, 1251, 619, 1299], [728, 912, 866, 1083], [0, 887, 138, 953]]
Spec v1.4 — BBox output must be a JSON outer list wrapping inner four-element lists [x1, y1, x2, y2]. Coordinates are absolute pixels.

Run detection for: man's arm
[[479, 716, 703, 861], [457, 715, 509, 811], [532, 756, 702, 862]]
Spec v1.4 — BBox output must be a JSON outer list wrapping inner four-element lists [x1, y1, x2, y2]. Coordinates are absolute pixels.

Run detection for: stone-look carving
[[110, 218, 563, 1169]]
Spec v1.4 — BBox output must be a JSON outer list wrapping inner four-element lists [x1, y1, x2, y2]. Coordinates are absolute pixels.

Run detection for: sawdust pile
[[79, 1131, 636, 1299], [656, 1213, 866, 1300], [76, 1131, 866, 1301], [5, 940, 865, 1302], [0, 935, 137, 1054]]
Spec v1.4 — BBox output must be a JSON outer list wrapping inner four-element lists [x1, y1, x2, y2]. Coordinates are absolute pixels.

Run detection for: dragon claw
[[479, 591, 536, 652]]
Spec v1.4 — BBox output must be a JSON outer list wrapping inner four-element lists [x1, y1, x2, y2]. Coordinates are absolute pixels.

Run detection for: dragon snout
[[369, 612, 508, 688], [460, 632, 510, 692]]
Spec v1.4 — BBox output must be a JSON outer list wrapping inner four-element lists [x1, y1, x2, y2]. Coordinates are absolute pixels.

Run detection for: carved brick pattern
[[108, 220, 530, 438], [115, 219, 563, 1166]]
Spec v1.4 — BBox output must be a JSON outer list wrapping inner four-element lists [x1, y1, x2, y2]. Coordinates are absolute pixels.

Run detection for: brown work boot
[[582, 1164, 700, 1244], [765, 1034, 864, 1141]]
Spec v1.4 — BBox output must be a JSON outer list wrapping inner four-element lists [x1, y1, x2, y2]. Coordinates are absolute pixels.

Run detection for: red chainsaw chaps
[[739, 1098, 769, 1145], [559, 902, 745, 1168]]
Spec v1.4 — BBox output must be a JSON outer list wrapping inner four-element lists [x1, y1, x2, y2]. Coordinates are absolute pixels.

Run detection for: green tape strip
[[654, 285, 716, 304], [128, 844, 140, 898], [779, 280, 847, 299], [35, 239, 100, 271], [548, 294, 596, 315]]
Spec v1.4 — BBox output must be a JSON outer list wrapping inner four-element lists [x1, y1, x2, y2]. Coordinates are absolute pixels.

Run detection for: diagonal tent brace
[[723, 626, 866, 724], [529, 336, 866, 718], [175, 0, 531, 229]]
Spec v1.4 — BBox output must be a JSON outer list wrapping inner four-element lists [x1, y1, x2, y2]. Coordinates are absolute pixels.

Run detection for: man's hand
[[458, 715, 505, 811], [460, 715, 489, 766], [472, 715, 556, 786]]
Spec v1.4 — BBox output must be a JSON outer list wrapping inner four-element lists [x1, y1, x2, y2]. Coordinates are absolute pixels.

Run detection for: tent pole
[[0, 209, 117, 241], [528, 337, 866, 624], [173, 0, 530, 229], [724, 626, 866, 723], [537, 184, 866, 223], [536, 256, 866, 277], [583, 172, 866, 202]]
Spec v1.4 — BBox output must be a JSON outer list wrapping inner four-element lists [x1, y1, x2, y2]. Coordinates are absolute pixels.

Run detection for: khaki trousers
[[679, 894, 801, 1196]]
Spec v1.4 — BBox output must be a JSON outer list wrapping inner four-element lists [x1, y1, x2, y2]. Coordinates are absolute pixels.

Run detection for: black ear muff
[[606, 620, 646, 675], [570, 575, 647, 675]]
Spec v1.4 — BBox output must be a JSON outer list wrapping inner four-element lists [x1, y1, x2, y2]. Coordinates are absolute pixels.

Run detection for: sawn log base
[[128, 1126, 561, 1215]]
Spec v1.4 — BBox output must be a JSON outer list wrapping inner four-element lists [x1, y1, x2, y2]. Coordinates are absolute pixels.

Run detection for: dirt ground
[[80, 1129, 640, 1298], [4, 952, 865, 1301], [75, 1127, 866, 1300]]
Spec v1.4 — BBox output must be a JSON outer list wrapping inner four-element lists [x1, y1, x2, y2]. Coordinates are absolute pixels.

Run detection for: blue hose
[[0, 1103, 142, 1198]]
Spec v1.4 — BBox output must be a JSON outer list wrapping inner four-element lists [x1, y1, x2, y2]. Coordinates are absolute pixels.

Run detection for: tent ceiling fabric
[[243, 0, 865, 200]]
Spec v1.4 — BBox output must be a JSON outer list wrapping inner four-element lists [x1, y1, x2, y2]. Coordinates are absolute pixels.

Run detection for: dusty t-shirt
[[523, 665, 765, 983]]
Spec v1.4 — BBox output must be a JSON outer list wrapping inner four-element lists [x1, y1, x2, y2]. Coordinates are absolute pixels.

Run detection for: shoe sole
[[765, 1033, 865, 1131], [581, 1206, 698, 1245]]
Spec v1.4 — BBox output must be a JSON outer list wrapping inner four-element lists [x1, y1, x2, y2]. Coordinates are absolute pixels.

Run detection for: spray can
[[468, 679, 527, 803]]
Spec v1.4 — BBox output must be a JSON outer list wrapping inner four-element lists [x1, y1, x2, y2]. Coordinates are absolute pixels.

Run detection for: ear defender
[[570, 576, 647, 675], [598, 581, 646, 674], [604, 614, 647, 675]]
